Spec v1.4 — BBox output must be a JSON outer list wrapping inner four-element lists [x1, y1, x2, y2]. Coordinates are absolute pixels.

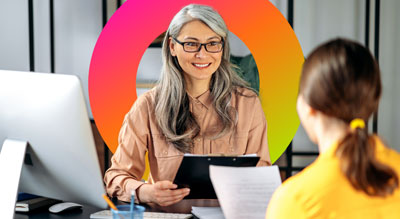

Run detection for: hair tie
[[350, 118, 365, 130]]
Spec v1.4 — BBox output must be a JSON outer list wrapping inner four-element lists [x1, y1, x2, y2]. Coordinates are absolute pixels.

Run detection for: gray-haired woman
[[104, 4, 270, 207]]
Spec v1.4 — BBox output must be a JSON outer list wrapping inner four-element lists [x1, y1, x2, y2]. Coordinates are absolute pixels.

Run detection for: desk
[[14, 205, 102, 219], [14, 198, 122, 219], [148, 199, 220, 214], [13, 199, 219, 218]]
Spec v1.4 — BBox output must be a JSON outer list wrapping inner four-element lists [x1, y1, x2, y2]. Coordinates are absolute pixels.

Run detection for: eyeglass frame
[[172, 37, 224, 53]]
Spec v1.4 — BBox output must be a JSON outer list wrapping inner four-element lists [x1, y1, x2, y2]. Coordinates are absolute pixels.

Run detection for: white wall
[[270, 0, 399, 169], [290, 0, 400, 154], [0, 0, 30, 71], [292, 0, 367, 162], [53, 0, 102, 119], [0, 0, 102, 119], [378, 0, 400, 149]]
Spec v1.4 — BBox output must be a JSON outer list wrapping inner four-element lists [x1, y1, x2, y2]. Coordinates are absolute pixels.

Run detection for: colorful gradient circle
[[89, 0, 303, 164]]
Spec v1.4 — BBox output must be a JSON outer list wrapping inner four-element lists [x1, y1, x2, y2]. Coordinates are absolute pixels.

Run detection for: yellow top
[[266, 137, 400, 219]]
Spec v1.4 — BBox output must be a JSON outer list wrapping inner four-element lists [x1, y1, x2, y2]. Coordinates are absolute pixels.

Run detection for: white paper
[[209, 165, 282, 219], [191, 207, 225, 219]]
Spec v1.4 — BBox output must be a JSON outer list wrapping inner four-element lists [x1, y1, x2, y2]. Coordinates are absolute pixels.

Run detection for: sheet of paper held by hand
[[209, 165, 282, 219]]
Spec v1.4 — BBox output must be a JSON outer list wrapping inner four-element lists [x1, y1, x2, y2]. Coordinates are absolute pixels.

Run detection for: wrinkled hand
[[138, 181, 190, 206]]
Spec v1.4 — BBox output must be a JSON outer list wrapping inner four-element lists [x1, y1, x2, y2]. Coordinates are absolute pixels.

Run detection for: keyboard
[[90, 210, 192, 219]]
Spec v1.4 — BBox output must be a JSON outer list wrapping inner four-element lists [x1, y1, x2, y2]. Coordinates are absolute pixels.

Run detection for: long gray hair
[[155, 4, 250, 153]]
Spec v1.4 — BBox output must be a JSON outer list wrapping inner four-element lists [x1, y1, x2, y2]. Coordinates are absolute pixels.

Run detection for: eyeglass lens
[[184, 42, 222, 52]]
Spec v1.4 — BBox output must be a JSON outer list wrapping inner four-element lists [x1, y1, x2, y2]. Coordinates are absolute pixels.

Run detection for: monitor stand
[[0, 139, 28, 219]]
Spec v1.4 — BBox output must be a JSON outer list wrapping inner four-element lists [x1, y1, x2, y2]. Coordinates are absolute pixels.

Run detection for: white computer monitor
[[0, 70, 107, 217]]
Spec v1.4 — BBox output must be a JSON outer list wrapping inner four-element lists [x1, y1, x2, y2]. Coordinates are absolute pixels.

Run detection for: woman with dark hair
[[266, 38, 400, 218], [104, 4, 270, 207]]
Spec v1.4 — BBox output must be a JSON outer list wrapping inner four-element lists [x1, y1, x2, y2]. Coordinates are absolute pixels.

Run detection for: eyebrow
[[183, 36, 221, 41]]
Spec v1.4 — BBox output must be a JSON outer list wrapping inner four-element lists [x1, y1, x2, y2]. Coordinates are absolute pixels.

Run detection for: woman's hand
[[137, 181, 190, 206]]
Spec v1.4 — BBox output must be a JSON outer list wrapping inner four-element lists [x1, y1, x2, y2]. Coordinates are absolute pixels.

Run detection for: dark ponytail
[[336, 127, 399, 196], [299, 38, 399, 197]]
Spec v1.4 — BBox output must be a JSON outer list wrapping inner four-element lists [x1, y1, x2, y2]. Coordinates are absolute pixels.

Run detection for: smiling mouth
[[193, 63, 211, 68]]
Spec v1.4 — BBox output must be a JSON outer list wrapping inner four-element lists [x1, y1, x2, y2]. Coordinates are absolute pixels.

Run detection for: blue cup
[[111, 205, 145, 219]]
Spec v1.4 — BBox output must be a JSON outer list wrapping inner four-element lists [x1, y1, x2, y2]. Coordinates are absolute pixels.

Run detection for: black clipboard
[[173, 155, 260, 199]]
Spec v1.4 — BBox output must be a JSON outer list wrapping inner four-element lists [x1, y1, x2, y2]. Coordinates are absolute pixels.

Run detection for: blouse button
[[196, 138, 201, 142], [163, 150, 168, 155], [230, 147, 234, 152]]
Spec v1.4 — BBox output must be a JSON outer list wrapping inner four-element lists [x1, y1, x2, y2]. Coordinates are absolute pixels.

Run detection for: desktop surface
[[13, 199, 219, 218], [14, 204, 101, 219], [13, 204, 194, 219]]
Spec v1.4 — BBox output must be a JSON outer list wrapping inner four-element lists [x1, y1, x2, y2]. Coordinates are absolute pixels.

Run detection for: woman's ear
[[297, 95, 320, 128], [297, 95, 319, 143], [169, 37, 176, 56], [299, 96, 317, 116]]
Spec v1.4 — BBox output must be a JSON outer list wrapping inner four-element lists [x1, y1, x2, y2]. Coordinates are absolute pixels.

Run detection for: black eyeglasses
[[173, 37, 224, 53]]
